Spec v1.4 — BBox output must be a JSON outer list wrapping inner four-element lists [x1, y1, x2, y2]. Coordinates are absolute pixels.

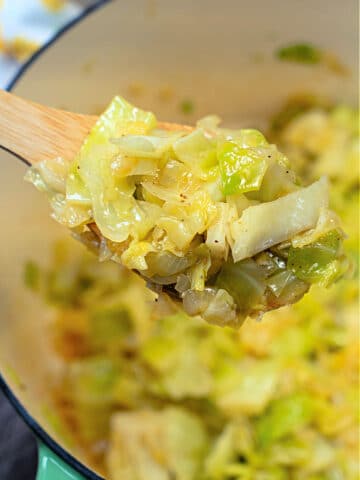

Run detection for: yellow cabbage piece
[[69, 97, 157, 242], [107, 408, 208, 480]]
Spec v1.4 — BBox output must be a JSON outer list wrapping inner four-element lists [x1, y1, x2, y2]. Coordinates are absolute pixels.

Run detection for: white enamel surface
[[0, 0, 358, 473], [11, 0, 359, 121]]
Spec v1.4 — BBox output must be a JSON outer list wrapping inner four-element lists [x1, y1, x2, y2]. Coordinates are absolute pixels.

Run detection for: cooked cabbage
[[230, 177, 329, 262], [26, 97, 348, 327], [26, 101, 358, 479], [107, 408, 208, 480]]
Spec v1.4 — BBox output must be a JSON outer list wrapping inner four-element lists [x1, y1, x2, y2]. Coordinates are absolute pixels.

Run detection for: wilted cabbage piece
[[25, 96, 348, 327], [107, 408, 208, 480]]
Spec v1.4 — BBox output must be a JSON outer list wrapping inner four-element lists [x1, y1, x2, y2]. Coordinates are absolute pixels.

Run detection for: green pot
[[37, 444, 85, 480], [0, 0, 357, 478]]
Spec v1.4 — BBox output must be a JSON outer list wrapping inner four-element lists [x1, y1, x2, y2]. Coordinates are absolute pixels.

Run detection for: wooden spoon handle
[[0, 89, 192, 165], [0, 89, 96, 165]]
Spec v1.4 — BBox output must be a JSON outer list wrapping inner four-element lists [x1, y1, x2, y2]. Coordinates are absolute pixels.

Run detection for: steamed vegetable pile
[[26, 101, 359, 480], [25, 97, 349, 327]]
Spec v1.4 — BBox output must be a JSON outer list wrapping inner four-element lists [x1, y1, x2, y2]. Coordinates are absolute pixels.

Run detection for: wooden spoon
[[0, 89, 192, 165], [0, 89, 191, 300]]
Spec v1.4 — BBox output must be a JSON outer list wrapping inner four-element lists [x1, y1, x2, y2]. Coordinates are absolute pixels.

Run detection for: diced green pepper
[[288, 230, 343, 285], [218, 140, 268, 195], [276, 43, 322, 64]]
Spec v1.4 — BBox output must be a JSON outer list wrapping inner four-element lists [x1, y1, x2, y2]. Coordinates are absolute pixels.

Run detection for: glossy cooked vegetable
[[26, 102, 359, 480], [276, 43, 322, 64], [25, 97, 348, 327]]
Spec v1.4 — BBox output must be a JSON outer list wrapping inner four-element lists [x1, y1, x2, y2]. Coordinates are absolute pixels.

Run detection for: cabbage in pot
[[25, 101, 358, 479]]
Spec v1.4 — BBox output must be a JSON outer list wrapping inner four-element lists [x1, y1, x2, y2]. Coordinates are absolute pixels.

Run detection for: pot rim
[[0, 1, 113, 478]]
